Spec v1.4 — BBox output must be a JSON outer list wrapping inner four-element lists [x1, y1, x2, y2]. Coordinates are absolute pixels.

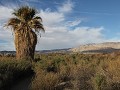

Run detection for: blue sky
[[0, 0, 120, 50]]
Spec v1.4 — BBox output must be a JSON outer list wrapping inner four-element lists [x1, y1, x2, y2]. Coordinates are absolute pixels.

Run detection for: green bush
[[93, 74, 107, 90]]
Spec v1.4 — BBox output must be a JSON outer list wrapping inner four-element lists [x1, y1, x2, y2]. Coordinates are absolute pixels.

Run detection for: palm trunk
[[14, 29, 37, 60]]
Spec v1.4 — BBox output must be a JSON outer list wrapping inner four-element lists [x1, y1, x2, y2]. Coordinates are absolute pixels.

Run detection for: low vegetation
[[0, 52, 120, 90], [0, 57, 33, 89], [32, 53, 120, 90]]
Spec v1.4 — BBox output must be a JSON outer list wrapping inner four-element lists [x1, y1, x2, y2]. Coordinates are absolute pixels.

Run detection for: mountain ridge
[[70, 42, 120, 53]]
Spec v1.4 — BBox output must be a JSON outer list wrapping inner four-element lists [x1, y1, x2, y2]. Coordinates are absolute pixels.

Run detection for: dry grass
[[0, 53, 120, 90], [32, 53, 120, 90]]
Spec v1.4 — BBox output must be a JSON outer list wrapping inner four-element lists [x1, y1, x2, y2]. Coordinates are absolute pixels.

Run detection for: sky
[[0, 0, 120, 50]]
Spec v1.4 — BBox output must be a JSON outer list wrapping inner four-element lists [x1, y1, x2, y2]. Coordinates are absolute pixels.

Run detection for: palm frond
[[13, 6, 37, 21], [7, 18, 20, 25], [28, 18, 44, 33], [33, 16, 42, 22], [6, 18, 21, 29]]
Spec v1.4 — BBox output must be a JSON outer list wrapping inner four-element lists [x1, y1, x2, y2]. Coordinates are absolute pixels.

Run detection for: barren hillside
[[70, 42, 120, 53]]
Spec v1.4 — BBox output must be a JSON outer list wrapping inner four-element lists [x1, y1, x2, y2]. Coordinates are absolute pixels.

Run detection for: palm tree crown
[[7, 6, 44, 34]]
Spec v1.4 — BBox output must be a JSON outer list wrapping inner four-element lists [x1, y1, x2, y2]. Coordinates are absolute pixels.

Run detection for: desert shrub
[[90, 57, 120, 90], [99, 59, 120, 90], [31, 68, 60, 90], [6, 53, 118, 90], [92, 74, 107, 90], [0, 53, 116, 90], [32, 54, 78, 90], [0, 58, 32, 89], [73, 64, 96, 90]]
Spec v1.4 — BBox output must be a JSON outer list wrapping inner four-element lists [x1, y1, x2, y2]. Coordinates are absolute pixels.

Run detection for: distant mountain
[[0, 49, 71, 55], [0, 51, 16, 56], [38, 42, 120, 54], [1, 42, 120, 55], [36, 48, 71, 53], [0, 51, 15, 54], [70, 42, 120, 54]]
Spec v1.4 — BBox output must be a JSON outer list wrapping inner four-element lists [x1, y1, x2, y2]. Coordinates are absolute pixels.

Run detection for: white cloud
[[105, 37, 120, 42], [65, 19, 81, 27], [0, 26, 15, 50], [0, 6, 15, 51], [58, 0, 73, 13], [68, 27, 104, 44], [39, 9, 64, 27], [36, 26, 105, 50], [0, 6, 13, 19]]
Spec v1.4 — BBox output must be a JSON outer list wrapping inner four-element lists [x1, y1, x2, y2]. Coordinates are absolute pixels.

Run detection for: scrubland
[[0, 52, 120, 90]]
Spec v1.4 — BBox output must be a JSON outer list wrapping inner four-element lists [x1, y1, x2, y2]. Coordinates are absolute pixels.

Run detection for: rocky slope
[[70, 42, 120, 53]]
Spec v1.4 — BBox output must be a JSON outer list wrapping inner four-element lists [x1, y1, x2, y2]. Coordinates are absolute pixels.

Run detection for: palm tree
[[6, 6, 44, 60]]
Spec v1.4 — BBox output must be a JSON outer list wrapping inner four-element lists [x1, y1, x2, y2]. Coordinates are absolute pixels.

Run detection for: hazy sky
[[0, 0, 120, 50]]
